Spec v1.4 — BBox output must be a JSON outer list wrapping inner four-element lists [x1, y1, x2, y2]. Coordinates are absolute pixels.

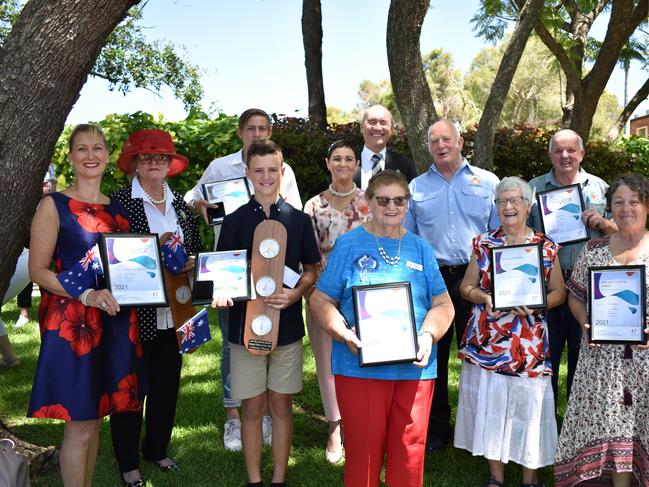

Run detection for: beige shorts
[[230, 340, 303, 400]]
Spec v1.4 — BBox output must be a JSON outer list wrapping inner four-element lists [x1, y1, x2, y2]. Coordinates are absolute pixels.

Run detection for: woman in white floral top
[[555, 174, 649, 487], [304, 140, 370, 463]]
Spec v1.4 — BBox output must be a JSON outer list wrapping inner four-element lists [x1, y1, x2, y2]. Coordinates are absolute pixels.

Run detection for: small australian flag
[[57, 244, 104, 298], [162, 230, 188, 276], [177, 307, 212, 354]]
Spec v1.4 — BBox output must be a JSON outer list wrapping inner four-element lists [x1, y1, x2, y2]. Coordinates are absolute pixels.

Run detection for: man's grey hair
[[548, 129, 584, 152], [427, 120, 462, 140], [496, 176, 535, 203]]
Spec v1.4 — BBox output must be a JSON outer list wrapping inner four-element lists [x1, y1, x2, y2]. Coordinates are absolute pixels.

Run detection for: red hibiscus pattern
[[41, 294, 72, 333], [110, 373, 140, 412], [68, 199, 116, 233], [114, 214, 130, 232], [31, 404, 71, 421], [59, 304, 102, 356], [128, 309, 143, 358]]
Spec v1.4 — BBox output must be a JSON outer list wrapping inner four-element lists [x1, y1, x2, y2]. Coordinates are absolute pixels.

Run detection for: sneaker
[[262, 415, 272, 445], [223, 419, 242, 451], [14, 315, 29, 328]]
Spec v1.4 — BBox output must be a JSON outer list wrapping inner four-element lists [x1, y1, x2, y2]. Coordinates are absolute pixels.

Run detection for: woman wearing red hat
[[27, 124, 146, 487], [109, 129, 201, 487]]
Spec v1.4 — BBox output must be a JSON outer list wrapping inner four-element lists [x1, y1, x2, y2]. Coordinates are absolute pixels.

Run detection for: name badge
[[406, 261, 423, 271]]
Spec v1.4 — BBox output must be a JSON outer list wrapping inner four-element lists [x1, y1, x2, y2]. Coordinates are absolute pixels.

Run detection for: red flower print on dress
[[110, 373, 141, 412], [98, 393, 111, 417], [127, 309, 143, 358], [68, 199, 115, 233], [42, 295, 73, 333], [114, 214, 130, 232], [32, 403, 71, 421], [59, 304, 102, 356]]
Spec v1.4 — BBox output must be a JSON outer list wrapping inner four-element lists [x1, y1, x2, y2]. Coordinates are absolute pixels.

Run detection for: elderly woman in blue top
[[309, 170, 454, 487]]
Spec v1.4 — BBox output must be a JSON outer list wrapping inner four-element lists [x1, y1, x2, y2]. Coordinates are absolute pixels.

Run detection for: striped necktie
[[371, 153, 382, 177]]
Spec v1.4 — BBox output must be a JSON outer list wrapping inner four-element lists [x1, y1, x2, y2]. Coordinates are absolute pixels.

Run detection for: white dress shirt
[[360, 146, 387, 189], [132, 177, 184, 330]]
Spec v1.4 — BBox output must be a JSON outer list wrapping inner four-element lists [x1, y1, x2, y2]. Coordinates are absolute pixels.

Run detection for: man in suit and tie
[[354, 104, 417, 189]]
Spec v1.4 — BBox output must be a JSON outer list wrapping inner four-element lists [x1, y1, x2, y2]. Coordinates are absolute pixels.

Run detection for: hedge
[[51, 112, 645, 249]]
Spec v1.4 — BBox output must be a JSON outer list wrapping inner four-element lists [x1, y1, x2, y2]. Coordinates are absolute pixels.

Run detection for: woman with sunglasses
[[303, 140, 369, 463], [109, 129, 201, 487], [309, 170, 454, 487], [454, 177, 565, 487]]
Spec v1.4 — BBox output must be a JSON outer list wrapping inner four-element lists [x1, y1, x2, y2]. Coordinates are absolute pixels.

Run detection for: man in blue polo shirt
[[212, 140, 319, 487], [404, 120, 500, 452]]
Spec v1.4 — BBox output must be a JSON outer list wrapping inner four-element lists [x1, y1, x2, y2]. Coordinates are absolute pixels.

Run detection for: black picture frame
[[202, 177, 251, 225], [588, 265, 647, 344], [351, 281, 418, 367], [192, 250, 252, 305], [536, 184, 590, 245], [99, 233, 168, 307], [490, 243, 547, 312]]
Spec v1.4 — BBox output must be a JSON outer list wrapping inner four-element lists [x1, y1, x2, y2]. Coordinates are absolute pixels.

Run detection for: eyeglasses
[[136, 153, 171, 165], [494, 196, 526, 208], [374, 196, 409, 207]]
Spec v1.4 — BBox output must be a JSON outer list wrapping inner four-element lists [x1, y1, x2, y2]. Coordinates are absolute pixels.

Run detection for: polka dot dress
[[111, 187, 202, 342]]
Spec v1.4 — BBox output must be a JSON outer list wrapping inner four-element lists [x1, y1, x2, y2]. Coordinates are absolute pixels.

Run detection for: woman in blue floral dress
[[28, 124, 145, 487]]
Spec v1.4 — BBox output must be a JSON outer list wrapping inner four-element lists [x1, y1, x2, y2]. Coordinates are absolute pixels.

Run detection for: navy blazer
[[353, 148, 417, 188]]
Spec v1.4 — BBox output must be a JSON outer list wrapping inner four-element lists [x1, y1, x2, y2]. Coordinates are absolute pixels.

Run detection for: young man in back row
[[211, 140, 319, 487], [184, 109, 302, 451]]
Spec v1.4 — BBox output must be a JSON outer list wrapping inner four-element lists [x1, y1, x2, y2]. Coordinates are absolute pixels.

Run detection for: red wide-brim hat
[[116, 129, 189, 177]]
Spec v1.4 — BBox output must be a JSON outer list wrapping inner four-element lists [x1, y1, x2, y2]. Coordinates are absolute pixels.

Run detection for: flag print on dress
[[162, 230, 188, 276], [56, 244, 104, 298], [176, 307, 211, 354]]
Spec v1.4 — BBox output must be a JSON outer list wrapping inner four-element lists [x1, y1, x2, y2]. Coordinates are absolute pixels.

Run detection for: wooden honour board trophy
[[244, 220, 287, 355], [160, 232, 196, 350]]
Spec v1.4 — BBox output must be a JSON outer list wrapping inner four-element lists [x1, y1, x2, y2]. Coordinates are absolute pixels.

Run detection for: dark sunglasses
[[374, 196, 409, 207]]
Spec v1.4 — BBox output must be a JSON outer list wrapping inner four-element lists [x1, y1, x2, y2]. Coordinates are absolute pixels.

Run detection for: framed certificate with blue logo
[[490, 243, 546, 312], [589, 266, 646, 344], [202, 177, 251, 225], [352, 281, 418, 367], [192, 250, 251, 305], [536, 184, 590, 245], [100, 233, 167, 307]]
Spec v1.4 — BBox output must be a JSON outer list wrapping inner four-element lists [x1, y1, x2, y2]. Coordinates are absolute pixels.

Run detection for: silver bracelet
[[79, 288, 93, 306]]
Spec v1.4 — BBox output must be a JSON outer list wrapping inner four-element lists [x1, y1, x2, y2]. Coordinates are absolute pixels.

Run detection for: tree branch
[[533, 20, 582, 96], [607, 75, 649, 140]]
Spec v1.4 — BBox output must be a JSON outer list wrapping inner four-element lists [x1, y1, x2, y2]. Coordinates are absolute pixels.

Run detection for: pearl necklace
[[142, 183, 167, 205], [328, 182, 357, 198], [374, 233, 402, 266]]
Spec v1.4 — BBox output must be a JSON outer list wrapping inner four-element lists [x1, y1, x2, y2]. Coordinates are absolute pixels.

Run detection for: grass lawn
[[0, 300, 567, 486]]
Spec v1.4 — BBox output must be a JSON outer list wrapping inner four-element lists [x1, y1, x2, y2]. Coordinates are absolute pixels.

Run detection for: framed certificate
[[589, 265, 646, 344], [100, 233, 168, 307], [490, 243, 547, 311], [202, 177, 251, 225], [536, 184, 590, 245], [192, 250, 251, 305], [352, 282, 418, 367]]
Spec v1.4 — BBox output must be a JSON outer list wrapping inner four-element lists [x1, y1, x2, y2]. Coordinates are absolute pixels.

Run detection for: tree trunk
[[387, 0, 438, 174], [607, 76, 649, 140], [534, 0, 648, 142], [301, 0, 327, 129], [473, 0, 544, 170], [0, 0, 138, 301]]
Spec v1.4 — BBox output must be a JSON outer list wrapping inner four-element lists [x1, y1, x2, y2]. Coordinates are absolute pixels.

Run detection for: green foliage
[[52, 111, 240, 250], [0, 3, 203, 110], [463, 124, 635, 183], [0, 0, 19, 44], [616, 135, 649, 174], [93, 6, 203, 109], [52, 112, 636, 252]]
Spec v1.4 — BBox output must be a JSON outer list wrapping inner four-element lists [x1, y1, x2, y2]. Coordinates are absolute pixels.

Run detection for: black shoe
[[270, 483, 286, 487], [122, 477, 144, 487], [246, 482, 263, 487], [146, 457, 180, 472], [425, 437, 448, 453]]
